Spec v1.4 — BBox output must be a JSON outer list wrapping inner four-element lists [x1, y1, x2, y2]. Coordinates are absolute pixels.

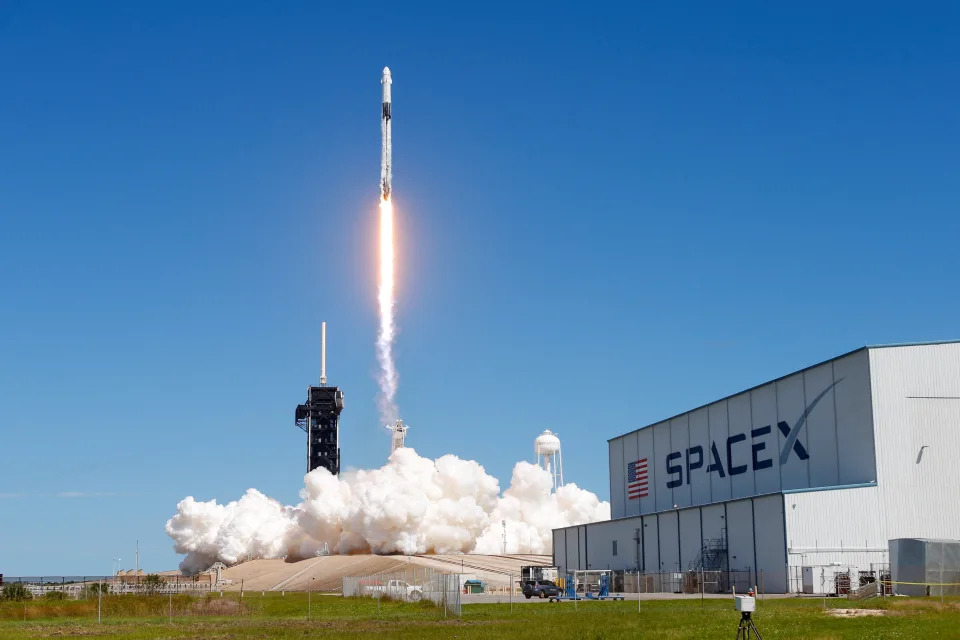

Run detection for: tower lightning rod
[[321, 322, 327, 386]]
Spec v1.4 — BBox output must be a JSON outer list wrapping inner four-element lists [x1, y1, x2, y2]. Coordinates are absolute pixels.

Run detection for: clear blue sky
[[2, 1, 958, 575]]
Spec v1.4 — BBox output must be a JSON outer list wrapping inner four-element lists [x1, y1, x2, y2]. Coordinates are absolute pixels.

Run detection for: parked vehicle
[[364, 579, 423, 602], [522, 579, 560, 599]]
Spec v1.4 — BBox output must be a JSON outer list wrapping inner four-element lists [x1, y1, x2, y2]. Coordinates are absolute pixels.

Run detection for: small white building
[[553, 342, 960, 593]]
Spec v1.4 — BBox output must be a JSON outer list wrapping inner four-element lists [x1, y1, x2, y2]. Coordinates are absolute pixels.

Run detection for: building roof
[[866, 340, 960, 349]]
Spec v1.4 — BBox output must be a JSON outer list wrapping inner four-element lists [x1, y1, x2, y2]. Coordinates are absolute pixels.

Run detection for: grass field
[[2, 592, 958, 639]]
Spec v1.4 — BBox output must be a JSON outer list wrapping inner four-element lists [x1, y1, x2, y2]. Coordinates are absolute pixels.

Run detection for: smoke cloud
[[166, 448, 609, 574]]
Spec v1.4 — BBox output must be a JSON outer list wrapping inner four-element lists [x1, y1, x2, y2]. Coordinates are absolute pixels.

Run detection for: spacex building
[[553, 342, 960, 592]]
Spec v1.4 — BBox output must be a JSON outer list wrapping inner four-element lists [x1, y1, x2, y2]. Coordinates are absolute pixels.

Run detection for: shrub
[[43, 590, 68, 600], [1, 583, 33, 602], [81, 583, 109, 598], [142, 574, 165, 594]]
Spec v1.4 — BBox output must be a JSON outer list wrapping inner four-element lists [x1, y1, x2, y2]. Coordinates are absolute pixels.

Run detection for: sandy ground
[[219, 554, 553, 592]]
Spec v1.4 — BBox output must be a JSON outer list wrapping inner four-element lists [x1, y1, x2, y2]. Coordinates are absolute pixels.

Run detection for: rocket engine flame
[[376, 198, 398, 423]]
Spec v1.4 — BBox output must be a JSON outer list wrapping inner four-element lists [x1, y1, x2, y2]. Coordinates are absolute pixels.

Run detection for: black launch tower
[[296, 385, 343, 475], [295, 322, 343, 475]]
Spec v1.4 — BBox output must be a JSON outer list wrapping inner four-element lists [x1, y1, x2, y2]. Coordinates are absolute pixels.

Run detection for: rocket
[[380, 67, 392, 200]]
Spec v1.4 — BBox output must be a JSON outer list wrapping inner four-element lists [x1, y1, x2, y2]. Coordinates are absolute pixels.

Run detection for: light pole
[[112, 557, 121, 593]]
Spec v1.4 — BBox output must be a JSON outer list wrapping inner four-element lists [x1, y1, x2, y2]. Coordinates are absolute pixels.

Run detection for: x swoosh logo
[[779, 378, 843, 465]]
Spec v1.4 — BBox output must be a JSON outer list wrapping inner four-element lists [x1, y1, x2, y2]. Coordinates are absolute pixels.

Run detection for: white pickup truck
[[364, 579, 423, 602]]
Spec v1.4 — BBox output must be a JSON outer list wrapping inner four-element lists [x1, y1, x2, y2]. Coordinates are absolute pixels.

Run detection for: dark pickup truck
[[522, 580, 560, 599]]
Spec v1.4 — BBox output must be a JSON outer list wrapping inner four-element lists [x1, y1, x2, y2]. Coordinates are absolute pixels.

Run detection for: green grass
[[2, 592, 959, 639]]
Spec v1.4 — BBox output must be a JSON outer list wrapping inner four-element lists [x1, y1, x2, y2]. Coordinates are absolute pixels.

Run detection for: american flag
[[627, 458, 648, 500]]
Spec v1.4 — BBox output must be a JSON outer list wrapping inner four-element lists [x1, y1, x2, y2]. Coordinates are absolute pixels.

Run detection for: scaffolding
[[689, 531, 729, 572]]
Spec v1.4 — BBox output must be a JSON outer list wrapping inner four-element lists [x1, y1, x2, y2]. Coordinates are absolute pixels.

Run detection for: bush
[[142, 574, 165, 594], [81, 583, 109, 598], [1, 583, 33, 602], [43, 590, 67, 601]]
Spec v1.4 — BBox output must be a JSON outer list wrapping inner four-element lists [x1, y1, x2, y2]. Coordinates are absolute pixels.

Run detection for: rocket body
[[381, 67, 392, 200]]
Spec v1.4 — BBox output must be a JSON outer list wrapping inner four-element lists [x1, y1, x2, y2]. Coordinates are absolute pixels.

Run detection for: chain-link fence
[[342, 565, 461, 616], [1, 576, 216, 598], [786, 564, 897, 596], [599, 569, 756, 595]]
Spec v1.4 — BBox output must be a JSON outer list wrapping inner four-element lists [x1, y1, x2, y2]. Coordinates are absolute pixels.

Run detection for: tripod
[[735, 611, 763, 639]]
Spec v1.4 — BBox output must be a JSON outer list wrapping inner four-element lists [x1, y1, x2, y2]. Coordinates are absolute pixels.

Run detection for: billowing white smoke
[[166, 448, 609, 574]]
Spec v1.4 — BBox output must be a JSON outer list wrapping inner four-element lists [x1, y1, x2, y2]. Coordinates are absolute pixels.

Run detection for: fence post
[[637, 571, 641, 612], [509, 573, 512, 613], [97, 579, 102, 624], [168, 592, 172, 624], [940, 544, 945, 605]]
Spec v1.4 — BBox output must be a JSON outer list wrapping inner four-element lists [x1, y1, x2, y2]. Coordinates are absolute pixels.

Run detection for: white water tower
[[535, 429, 564, 491]]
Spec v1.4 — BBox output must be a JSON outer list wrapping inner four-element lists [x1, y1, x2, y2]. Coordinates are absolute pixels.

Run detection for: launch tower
[[295, 322, 344, 475]]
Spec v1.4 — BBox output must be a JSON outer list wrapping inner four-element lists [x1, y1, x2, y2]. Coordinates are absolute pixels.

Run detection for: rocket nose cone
[[382, 66, 391, 76]]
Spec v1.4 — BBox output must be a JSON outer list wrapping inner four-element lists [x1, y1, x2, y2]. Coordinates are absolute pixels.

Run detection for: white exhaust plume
[[166, 448, 609, 574], [376, 198, 398, 424]]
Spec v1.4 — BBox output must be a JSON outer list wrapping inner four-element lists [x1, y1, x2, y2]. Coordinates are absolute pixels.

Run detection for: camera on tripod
[[734, 590, 762, 639]]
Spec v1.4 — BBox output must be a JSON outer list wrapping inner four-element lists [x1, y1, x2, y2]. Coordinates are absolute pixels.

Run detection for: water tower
[[535, 429, 564, 491]]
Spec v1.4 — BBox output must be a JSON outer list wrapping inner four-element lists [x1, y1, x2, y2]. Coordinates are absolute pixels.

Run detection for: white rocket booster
[[381, 67, 392, 200]]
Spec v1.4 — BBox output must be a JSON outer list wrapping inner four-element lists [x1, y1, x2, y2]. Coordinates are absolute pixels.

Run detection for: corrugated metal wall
[[870, 343, 960, 540], [753, 495, 788, 592], [679, 508, 703, 572], [726, 499, 755, 574], [553, 529, 567, 575], [783, 485, 887, 591], [784, 486, 885, 554], [555, 494, 787, 586], [658, 511, 680, 572], [642, 514, 659, 572]]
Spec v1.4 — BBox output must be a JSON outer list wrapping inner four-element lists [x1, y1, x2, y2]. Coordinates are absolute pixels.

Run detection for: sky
[[1, 1, 958, 575]]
